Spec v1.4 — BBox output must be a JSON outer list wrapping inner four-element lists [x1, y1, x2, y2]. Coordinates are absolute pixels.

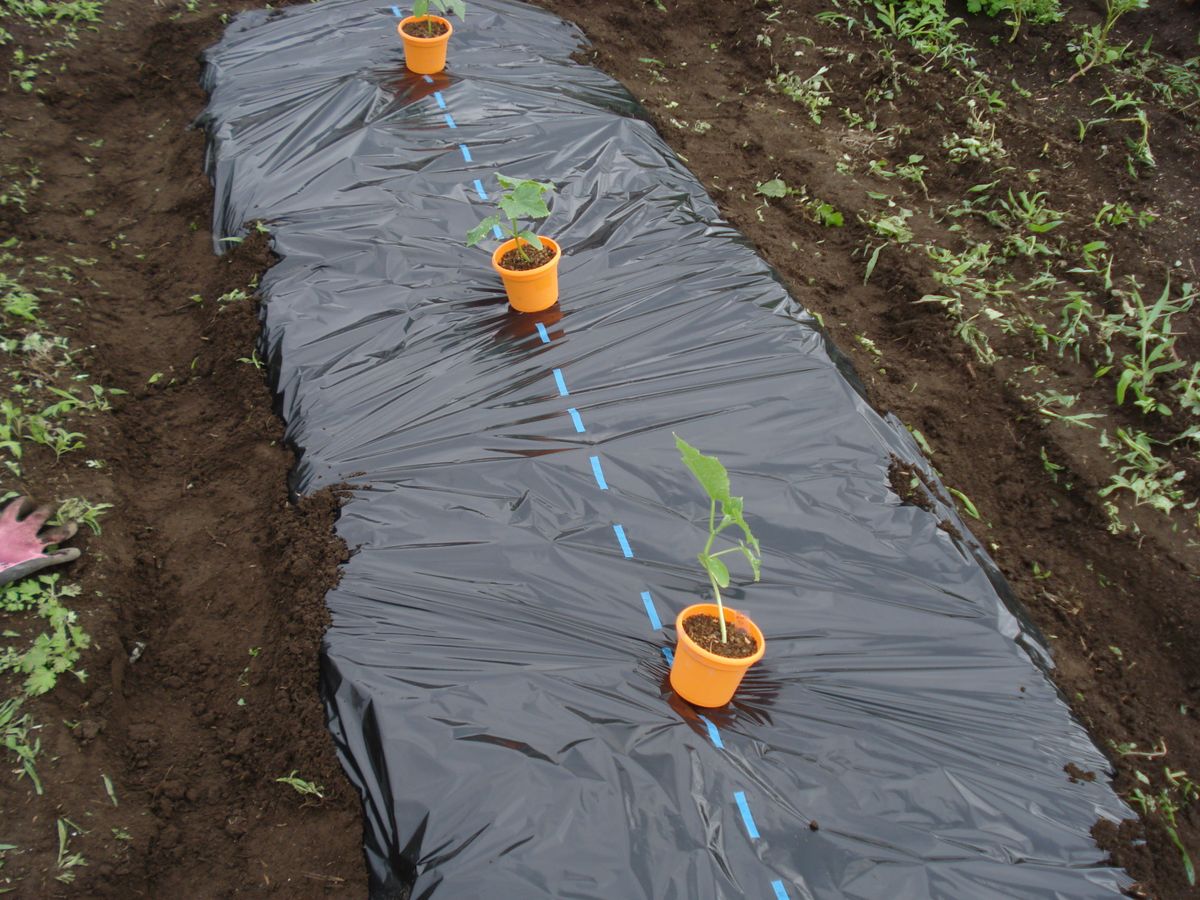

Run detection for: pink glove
[[0, 497, 81, 586]]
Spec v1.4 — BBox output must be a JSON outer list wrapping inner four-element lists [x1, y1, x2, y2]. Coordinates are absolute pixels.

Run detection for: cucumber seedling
[[675, 435, 761, 643], [466, 174, 555, 266]]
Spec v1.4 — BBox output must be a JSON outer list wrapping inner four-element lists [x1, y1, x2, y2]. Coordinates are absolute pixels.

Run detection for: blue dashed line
[[425, 69, 782, 900], [698, 715, 724, 748], [640, 591, 662, 630], [612, 524, 633, 558], [590, 456, 609, 490], [734, 791, 760, 840], [391, 5, 401, 17]]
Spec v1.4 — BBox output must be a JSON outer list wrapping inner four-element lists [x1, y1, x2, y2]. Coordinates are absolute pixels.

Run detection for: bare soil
[[0, 0, 367, 895], [499, 243, 556, 271], [532, 0, 1200, 896], [682, 614, 759, 657], [401, 17, 449, 38]]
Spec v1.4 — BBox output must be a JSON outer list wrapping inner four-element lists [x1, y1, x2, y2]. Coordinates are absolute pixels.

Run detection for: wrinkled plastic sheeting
[[198, 2, 1131, 897]]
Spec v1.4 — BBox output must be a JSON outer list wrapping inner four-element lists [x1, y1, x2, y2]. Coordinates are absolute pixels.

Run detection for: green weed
[[769, 67, 833, 123], [276, 771, 325, 800]]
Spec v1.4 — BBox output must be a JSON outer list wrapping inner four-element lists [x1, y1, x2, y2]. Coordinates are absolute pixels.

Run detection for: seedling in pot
[[675, 435, 761, 644], [408, 0, 464, 37], [467, 175, 562, 313], [669, 436, 765, 707], [467, 174, 555, 268]]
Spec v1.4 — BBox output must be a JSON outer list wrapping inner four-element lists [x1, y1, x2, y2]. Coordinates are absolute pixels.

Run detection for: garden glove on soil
[[0, 496, 81, 586]]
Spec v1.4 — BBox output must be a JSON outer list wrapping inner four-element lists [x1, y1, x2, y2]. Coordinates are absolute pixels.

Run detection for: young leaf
[[499, 181, 551, 222], [756, 178, 789, 199], [722, 497, 760, 554], [675, 434, 730, 504], [1115, 367, 1134, 405], [466, 214, 502, 246], [514, 230, 545, 252], [704, 555, 731, 589], [739, 543, 761, 581], [25, 667, 56, 696]]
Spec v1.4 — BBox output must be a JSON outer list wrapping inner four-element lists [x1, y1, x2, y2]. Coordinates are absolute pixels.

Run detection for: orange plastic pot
[[669, 603, 765, 708], [398, 16, 452, 75], [491, 237, 561, 313]]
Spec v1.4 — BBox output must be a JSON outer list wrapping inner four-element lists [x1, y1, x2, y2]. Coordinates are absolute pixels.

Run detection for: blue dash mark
[[434, 91, 446, 109], [492, 224, 504, 239], [423, 75, 434, 84], [444, 113, 457, 129], [459, 144, 473, 162], [535, 322, 549, 343], [391, 5, 402, 17], [661, 646, 674, 665], [612, 524, 633, 558], [734, 791, 760, 840], [567, 408, 585, 433], [472, 179, 488, 200], [640, 591, 662, 630], [552, 368, 568, 397], [698, 715, 724, 749], [771, 881, 791, 900], [589, 456, 609, 490]]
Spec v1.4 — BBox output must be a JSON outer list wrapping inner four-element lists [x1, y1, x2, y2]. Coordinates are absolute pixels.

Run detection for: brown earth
[[499, 243, 557, 271], [682, 613, 759, 657], [0, 0, 366, 896], [532, 0, 1200, 897]]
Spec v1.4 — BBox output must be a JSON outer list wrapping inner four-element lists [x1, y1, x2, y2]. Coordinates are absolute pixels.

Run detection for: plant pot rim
[[675, 602, 765, 668], [398, 15, 453, 43], [491, 236, 560, 281]]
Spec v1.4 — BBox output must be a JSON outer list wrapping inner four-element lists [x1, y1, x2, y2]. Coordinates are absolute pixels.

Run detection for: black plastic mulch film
[[199, 3, 1131, 897]]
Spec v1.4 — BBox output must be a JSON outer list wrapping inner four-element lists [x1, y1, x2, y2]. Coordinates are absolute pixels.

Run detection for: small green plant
[[54, 818, 86, 883], [943, 101, 1006, 164], [1125, 765, 1198, 886], [53, 497, 112, 535], [276, 771, 325, 800], [1068, 0, 1148, 81], [769, 66, 833, 123], [238, 349, 264, 370], [1111, 278, 1194, 416], [1099, 428, 1189, 516], [674, 435, 761, 643], [410, 0, 464, 36], [466, 174, 555, 264], [966, 0, 1062, 40], [1093, 201, 1155, 232], [862, 207, 914, 283], [1, 697, 42, 794]]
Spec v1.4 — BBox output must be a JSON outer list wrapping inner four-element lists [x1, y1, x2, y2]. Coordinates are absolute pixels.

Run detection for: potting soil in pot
[[199, 2, 1131, 897]]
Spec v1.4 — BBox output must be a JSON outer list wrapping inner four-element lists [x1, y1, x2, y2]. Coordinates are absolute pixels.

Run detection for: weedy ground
[[537, 0, 1200, 895], [0, 0, 366, 895]]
